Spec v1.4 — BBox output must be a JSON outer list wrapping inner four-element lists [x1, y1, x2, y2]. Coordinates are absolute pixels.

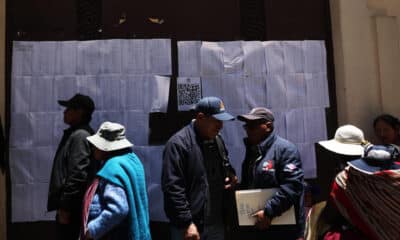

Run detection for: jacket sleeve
[[264, 146, 304, 219], [87, 180, 129, 239], [161, 141, 192, 228], [59, 130, 92, 210]]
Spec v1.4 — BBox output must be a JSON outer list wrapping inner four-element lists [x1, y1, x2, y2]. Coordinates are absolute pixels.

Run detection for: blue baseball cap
[[195, 96, 234, 121], [348, 144, 400, 173]]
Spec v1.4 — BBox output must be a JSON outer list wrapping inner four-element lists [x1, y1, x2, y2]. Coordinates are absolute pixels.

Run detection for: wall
[[330, 0, 400, 141]]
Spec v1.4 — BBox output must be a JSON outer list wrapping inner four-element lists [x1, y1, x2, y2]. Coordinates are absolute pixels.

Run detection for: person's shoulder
[[275, 135, 298, 152], [166, 124, 193, 146], [70, 128, 92, 138]]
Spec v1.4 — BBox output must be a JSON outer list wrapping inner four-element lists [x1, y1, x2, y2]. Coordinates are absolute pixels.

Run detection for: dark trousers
[[56, 212, 81, 240]]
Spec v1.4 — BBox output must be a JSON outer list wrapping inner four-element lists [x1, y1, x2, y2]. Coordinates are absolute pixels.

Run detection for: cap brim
[[212, 112, 235, 121], [237, 114, 264, 122], [318, 139, 363, 156], [87, 135, 133, 152], [58, 100, 69, 107]]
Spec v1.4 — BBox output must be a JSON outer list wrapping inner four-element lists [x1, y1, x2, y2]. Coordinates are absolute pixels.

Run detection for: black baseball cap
[[58, 94, 95, 114]]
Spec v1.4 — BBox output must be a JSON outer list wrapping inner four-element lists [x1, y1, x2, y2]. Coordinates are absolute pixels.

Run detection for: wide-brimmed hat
[[87, 121, 133, 152], [318, 124, 365, 156], [194, 96, 234, 121], [348, 144, 400, 173]]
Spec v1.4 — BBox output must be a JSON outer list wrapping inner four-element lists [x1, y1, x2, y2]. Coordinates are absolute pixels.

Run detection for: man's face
[[196, 113, 223, 140], [243, 120, 272, 145], [63, 107, 84, 126]]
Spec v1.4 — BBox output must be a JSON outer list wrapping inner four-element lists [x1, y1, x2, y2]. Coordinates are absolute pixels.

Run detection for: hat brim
[[87, 134, 133, 152], [212, 112, 235, 121], [318, 139, 363, 156], [58, 100, 70, 107], [348, 159, 400, 174], [237, 114, 264, 122]]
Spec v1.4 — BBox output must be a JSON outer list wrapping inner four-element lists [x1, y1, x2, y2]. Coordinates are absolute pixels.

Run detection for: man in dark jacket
[[237, 107, 305, 240], [162, 96, 237, 240], [47, 93, 95, 240]]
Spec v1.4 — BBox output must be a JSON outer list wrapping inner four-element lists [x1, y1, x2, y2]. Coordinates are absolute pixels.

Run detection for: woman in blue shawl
[[82, 121, 151, 240]]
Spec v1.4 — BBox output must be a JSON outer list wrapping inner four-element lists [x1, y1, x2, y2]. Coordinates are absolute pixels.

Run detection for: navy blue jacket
[[161, 122, 235, 229], [241, 130, 305, 238]]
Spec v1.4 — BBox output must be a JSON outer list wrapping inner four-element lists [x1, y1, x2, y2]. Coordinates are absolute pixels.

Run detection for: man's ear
[[196, 112, 205, 120], [265, 121, 273, 133]]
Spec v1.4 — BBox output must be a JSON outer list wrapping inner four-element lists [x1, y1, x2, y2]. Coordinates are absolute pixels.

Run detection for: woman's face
[[374, 120, 399, 145]]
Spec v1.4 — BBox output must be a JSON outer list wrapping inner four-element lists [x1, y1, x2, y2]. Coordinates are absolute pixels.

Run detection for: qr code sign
[[177, 83, 201, 106]]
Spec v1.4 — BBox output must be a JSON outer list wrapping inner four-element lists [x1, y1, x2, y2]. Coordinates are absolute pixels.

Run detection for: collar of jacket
[[244, 130, 277, 156], [64, 124, 94, 135]]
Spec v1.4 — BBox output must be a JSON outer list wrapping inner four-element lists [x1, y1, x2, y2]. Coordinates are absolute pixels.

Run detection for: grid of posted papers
[[9, 39, 329, 222]]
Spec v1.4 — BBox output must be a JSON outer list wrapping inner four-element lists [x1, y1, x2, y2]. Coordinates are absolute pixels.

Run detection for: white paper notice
[[286, 73, 306, 109], [283, 41, 304, 73], [304, 40, 327, 74], [297, 143, 317, 178], [235, 188, 296, 226], [177, 77, 202, 111], [100, 40, 122, 74], [266, 74, 287, 110], [77, 40, 102, 75], [305, 73, 330, 108], [221, 73, 245, 111], [12, 41, 33, 76], [178, 41, 201, 76], [54, 76, 78, 106], [97, 75, 123, 111], [55, 41, 77, 75], [30, 76, 54, 112], [244, 75, 267, 109], [264, 41, 284, 74], [125, 111, 149, 146], [303, 108, 327, 142], [149, 75, 170, 113], [201, 76, 222, 97], [121, 39, 146, 74], [220, 41, 244, 74], [286, 109, 305, 143], [121, 74, 148, 111], [242, 41, 267, 76], [201, 42, 224, 76], [32, 41, 57, 76], [11, 76, 31, 113], [145, 39, 172, 75]]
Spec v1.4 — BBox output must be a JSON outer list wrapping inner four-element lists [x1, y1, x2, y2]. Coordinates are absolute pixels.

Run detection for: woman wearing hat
[[81, 122, 151, 240], [373, 114, 400, 146]]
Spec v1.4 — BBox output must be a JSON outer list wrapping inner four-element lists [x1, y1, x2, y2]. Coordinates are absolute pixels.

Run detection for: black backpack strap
[[215, 135, 236, 177]]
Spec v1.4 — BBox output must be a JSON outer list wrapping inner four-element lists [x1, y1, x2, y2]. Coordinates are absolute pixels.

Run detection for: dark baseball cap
[[58, 94, 95, 113], [195, 96, 234, 121], [237, 107, 274, 122]]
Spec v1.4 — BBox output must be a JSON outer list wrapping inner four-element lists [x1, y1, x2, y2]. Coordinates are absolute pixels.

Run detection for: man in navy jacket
[[162, 96, 237, 240], [237, 107, 305, 240]]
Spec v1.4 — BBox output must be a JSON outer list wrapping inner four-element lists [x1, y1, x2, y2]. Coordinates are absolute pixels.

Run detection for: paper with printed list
[[235, 188, 296, 226]]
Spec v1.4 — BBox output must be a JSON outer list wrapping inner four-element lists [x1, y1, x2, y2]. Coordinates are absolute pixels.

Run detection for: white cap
[[318, 124, 365, 156], [87, 121, 133, 152]]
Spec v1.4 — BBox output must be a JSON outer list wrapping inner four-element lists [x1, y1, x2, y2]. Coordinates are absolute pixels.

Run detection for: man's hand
[[252, 210, 271, 230], [224, 176, 238, 189], [184, 223, 200, 240], [57, 209, 71, 224]]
